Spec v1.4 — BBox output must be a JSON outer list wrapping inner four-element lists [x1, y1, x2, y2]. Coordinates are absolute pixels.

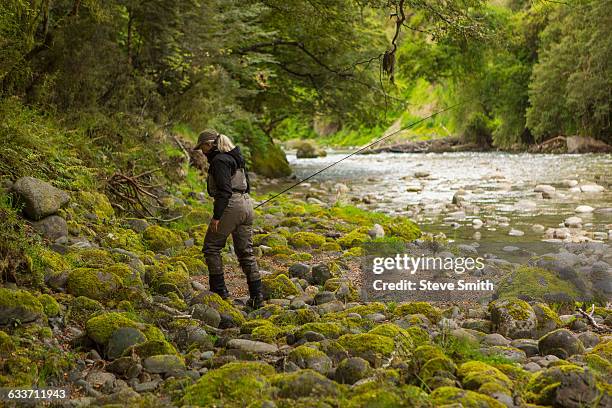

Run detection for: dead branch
[[577, 304, 610, 333]]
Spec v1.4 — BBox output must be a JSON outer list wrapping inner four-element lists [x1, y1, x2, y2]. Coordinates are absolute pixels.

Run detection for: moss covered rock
[[67, 296, 104, 325], [0, 288, 45, 325], [338, 333, 395, 367], [262, 273, 300, 299], [142, 225, 187, 252], [394, 302, 442, 324], [101, 227, 145, 252], [337, 227, 370, 249], [347, 384, 431, 408], [586, 340, 612, 374], [383, 218, 421, 242], [369, 323, 414, 352], [67, 248, 115, 268], [293, 322, 345, 340], [190, 291, 245, 326], [538, 328, 585, 359], [496, 265, 580, 302], [458, 361, 513, 394], [288, 231, 326, 249], [489, 298, 537, 339], [430, 386, 506, 408], [525, 364, 604, 407], [66, 267, 123, 301], [37, 294, 61, 317], [287, 345, 333, 374], [76, 191, 115, 221], [254, 233, 288, 247], [273, 369, 342, 401], [180, 361, 275, 406]]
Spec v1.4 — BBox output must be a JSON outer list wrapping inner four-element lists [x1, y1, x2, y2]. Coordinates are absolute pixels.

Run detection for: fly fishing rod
[[253, 101, 465, 209]]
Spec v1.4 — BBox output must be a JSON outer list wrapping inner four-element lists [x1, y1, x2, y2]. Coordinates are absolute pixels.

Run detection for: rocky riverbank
[[0, 173, 611, 407]]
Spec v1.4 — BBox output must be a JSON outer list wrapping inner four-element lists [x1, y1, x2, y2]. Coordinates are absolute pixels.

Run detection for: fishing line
[[253, 100, 466, 209]]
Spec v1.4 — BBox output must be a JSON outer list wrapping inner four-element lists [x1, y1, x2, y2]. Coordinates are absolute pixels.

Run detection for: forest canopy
[[1, 0, 610, 173]]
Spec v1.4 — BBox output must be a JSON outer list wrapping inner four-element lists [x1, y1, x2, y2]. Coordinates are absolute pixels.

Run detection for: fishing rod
[[253, 101, 465, 209]]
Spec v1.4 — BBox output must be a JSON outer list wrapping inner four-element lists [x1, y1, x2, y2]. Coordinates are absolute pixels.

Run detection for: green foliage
[[526, 0, 611, 141]]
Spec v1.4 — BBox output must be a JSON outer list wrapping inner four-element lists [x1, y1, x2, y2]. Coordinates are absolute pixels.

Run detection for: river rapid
[[280, 151, 612, 261]]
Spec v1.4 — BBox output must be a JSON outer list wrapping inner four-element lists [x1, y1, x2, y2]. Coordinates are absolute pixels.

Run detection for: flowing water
[[280, 151, 612, 260]]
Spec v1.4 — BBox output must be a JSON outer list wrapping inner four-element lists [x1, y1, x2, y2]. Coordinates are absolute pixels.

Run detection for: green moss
[[254, 233, 288, 247], [67, 296, 104, 325], [406, 326, 430, 346], [382, 218, 421, 242], [489, 297, 534, 321], [295, 322, 345, 339], [34, 248, 70, 278], [430, 386, 506, 408], [85, 312, 141, 345], [67, 248, 115, 268], [127, 339, 178, 358], [412, 345, 446, 370], [338, 333, 395, 365], [0, 288, 45, 325], [0, 331, 15, 355], [105, 263, 143, 288], [347, 384, 431, 408], [420, 356, 457, 380], [458, 361, 513, 390], [101, 227, 145, 252], [337, 227, 370, 249], [394, 302, 442, 323], [262, 273, 300, 299], [37, 294, 61, 317], [343, 246, 365, 257], [142, 225, 187, 252], [180, 361, 275, 406], [272, 309, 320, 326], [369, 323, 414, 351], [337, 302, 387, 317], [288, 345, 331, 370], [252, 324, 285, 343], [288, 231, 326, 249], [290, 252, 314, 262], [586, 341, 612, 374], [320, 242, 342, 252], [76, 191, 115, 221], [169, 255, 207, 276], [66, 267, 123, 301], [496, 266, 580, 301], [195, 292, 245, 325], [525, 364, 584, 405]]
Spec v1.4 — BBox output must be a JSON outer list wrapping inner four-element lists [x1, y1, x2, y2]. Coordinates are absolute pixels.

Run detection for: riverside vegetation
[[1, 0, 611, 407], [0, 103, 611, 407]]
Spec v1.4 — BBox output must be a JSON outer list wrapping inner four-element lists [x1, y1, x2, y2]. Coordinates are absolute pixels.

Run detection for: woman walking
[[195, 129, 263, 309]]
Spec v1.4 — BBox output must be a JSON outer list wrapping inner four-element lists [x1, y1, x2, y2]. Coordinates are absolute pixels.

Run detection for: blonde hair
[[216, 133, 236, 153]]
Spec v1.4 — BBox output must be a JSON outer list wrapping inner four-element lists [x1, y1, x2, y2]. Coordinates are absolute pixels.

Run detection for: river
[[282, 151, 612, 261]]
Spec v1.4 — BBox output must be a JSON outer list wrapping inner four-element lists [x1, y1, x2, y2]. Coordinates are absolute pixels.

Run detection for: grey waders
[[203, 166, 264, 309]]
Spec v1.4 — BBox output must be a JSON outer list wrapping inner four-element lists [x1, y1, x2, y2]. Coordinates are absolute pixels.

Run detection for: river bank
[[0, 151, 610, 407]]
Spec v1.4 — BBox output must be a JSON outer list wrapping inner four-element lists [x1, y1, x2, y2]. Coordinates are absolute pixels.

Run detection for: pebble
[[575, 205, 594, 213], [508, 229, 524, 236]]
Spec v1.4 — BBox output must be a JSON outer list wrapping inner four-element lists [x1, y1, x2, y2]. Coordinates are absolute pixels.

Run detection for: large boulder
[[489, 298, 537, 339], [11, 177, 70, 220], [526, 364, 608, 407], [0, 288, 46, 325], [538, 329, 585, 359]]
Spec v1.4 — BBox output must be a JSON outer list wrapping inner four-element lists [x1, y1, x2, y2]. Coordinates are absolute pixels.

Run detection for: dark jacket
[[205, 146, 251, 220]]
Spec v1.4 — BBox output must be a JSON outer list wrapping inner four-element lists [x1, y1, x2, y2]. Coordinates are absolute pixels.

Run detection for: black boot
[[209, 274, 229, 299], [247, 279, 264, 309]]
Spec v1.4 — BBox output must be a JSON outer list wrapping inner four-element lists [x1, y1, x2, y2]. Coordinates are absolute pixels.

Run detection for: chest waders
[[203, 165, 263, 308]]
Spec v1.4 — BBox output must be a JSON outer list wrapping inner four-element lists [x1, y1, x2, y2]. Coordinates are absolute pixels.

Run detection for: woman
[[195, 129, 263, 309]]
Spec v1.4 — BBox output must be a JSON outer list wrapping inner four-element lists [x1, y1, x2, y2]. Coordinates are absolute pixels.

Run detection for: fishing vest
[[207, 161, 248, 196]]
